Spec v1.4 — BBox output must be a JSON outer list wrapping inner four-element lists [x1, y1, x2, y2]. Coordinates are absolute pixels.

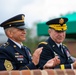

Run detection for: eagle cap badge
[[59, 18, 64, 24]]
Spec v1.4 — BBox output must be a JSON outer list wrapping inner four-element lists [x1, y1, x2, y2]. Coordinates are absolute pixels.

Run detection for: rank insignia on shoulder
[[4, 60, 13, 71], [1, 42, 9, 48], [63, 44, 67, 47], [39, 42, 48, 45]]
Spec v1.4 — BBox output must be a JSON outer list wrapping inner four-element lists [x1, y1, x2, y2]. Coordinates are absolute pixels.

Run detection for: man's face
[[48, 29, 66, 44], [8, 27, 26, 43]]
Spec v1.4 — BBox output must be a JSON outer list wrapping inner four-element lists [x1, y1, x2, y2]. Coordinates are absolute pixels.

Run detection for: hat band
[[49, 24, 67, 31], [4, 22, 25, 29], [3, 20, 24, 26]]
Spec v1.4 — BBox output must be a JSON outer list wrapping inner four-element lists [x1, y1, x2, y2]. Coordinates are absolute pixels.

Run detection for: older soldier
[[37, 17, 76, 69], [0, 14, 43, 71]]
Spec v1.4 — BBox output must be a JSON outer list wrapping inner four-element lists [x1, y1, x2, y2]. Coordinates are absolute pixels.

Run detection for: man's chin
[[57, 40, 63, 43], [22, 38, 26, 41]]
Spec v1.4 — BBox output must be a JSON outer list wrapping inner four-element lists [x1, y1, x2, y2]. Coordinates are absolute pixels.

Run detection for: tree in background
[[23, 28, 47, 54]]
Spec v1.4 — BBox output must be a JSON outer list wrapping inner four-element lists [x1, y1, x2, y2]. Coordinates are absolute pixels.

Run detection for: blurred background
[[0, 0, 76, 56]]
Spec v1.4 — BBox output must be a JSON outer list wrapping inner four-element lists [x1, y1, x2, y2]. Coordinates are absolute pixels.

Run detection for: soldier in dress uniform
[[37, 17, 76, 69], [0, 14, 60, 71], [0, 14, 44, 71]]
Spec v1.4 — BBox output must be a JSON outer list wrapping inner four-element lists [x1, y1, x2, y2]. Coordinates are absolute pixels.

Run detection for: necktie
[[21, 46, 26, 52], [21, 46, 32, 62], [21, 46, 28, 56], [59, 45, 64, 54], [21, 46, 25, 51]]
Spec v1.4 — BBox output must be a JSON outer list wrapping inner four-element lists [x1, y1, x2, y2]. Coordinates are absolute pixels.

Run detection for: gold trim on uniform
[[25, 66, 30, 70], [22, 15, 24, 20], [14, 45, 16, 48], [59, 18, 64, 24], [3, 42, 9, 48], [39, 42, 47, 45], [60, 64, 65, 70], [4, 60, 13, 71], [63, 44, 67, 47], [49, 24, 67, 31], [3, 20, 24, 26]]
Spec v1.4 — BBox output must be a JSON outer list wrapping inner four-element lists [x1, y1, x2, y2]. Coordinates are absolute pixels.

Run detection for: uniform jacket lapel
[[22, 46, 32, 62], [61, 45, 69, 58], [7, 39, 28, 59]]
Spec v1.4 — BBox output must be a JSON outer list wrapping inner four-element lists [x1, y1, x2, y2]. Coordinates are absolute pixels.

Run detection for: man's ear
[[6, 29, 13, 38], [48, 29, 51, 34]]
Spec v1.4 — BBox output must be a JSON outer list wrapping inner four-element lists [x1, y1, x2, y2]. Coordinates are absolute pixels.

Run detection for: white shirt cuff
[[71, 64, 74, 69]]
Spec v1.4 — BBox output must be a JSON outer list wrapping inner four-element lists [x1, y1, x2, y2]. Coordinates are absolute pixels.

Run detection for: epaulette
[[63, 44, 67, 47], [39, 42, 48, 45], [0, 42, 9, 48]]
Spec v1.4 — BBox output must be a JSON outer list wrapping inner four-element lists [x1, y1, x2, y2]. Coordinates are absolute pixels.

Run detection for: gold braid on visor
[[49, 24, 67, 31]]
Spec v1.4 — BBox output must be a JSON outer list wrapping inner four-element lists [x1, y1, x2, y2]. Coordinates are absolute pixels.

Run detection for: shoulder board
[[1, 42, 9, 48], [23, 43, 27, 47], [39, 42, 48, 45], [63, 44, 67, 47]]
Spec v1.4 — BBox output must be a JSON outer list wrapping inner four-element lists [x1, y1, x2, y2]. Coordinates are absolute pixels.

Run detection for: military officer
[[37, 17, 76, 69], [0, 14, 44, 71]]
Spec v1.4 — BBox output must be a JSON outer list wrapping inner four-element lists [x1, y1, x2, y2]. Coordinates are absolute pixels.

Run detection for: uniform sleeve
[[0, 48, 17, 71], [19, 62, 37, 70], [37, 43, 54, 69], [0, 48, 37, 71], [54, 64, 71, 69], [54, 45, 73, 69], [19, 46, 37, 70]]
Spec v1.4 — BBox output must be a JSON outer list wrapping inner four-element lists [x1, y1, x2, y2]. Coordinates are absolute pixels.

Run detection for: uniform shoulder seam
[[63, 44, 67, 47], [39, 42, 48, 45]]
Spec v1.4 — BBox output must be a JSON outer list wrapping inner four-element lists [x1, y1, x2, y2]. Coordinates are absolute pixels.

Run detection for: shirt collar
[[10, 39, 23, 48], [56, 43, 62, 47]]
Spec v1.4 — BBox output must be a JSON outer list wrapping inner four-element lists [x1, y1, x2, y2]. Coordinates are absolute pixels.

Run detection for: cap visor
[[55, 30, 65, 32], [16, 25, 27, 29]]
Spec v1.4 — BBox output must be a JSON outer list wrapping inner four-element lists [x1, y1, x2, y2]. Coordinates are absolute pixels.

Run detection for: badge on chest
[[15, 52, 24, 63]]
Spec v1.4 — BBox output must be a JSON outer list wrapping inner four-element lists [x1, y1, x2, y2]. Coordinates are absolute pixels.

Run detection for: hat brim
[[55, 30, 66, 32], [16, 25, 27, 29], [50, 28, 66, 32]]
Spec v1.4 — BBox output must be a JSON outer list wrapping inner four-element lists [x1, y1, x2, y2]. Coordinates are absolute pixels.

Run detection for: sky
[[0, 0, 76, 33]]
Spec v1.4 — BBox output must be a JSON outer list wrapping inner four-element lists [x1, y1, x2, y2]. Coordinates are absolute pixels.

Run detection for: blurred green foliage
[[22, 28, 76, 57], [23, 28, 46, 54]]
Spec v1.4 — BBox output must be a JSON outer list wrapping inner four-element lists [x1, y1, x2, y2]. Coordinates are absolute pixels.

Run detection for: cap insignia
[[59, 18, 64, 24], [22, 15, 24, 20]]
